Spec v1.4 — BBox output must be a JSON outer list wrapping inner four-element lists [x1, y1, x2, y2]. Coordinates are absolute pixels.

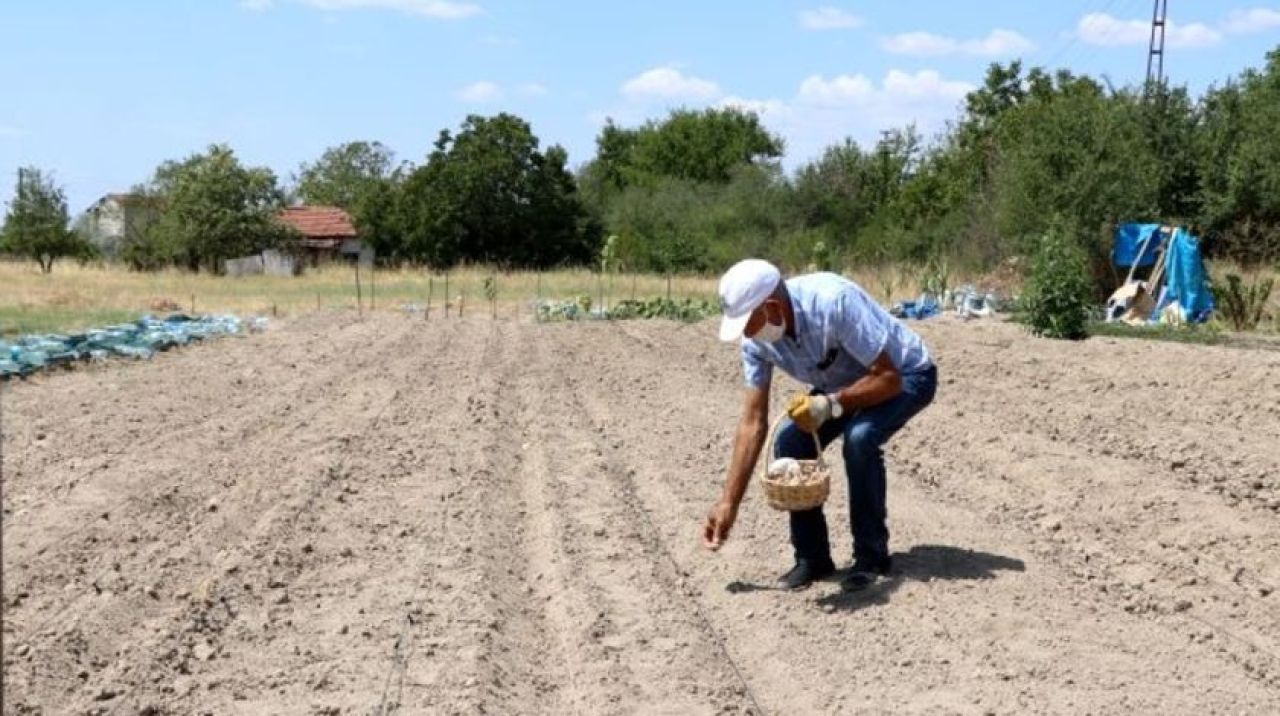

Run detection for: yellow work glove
[[786, 393, 835, 434]]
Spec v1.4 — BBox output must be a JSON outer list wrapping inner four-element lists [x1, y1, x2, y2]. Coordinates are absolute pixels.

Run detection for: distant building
[[277, 206, 363, 264], [82, 193, 160, 259]]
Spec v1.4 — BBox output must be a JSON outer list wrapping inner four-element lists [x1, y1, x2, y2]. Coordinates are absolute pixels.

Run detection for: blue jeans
[[774, 366, 937, 565]]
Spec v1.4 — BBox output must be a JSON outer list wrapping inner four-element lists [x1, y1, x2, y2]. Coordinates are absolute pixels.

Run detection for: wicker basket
[[760, 413, 831, 511]]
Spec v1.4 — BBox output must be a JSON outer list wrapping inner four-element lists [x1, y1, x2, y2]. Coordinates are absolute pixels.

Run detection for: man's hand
[[786, 393, 833, 433], [702, 500, 738, 551]]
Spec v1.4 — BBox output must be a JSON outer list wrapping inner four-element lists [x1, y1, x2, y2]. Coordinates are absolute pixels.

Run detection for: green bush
[[1022, 224, 1093, 340], [606, 297, 718, 322], [1212, 274, 1273, 330]]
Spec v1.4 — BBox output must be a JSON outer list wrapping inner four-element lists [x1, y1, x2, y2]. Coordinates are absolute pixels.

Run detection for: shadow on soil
[[725, 544, 1025, 613]]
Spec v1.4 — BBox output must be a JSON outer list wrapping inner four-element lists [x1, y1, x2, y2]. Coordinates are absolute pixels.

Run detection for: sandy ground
[[3, 311, 1279, 715]]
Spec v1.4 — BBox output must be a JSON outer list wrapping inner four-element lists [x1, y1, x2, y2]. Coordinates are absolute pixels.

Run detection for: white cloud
[[304, 0, 479, 18], [882, 69, 975, 100], [718, 96, 790, 118], [797, 70, 971, 107], [456, 81, 544, 101], [1223, 7, 1280, 33], [799, 6, 863, 31], [769, 70, 974, 164], [1165, 22, 1223, 47], [797, 74, 875, 105], [458, 81, 501, 102], [881, 32, 954, 56], [882, 28, 1034, 57], [0, 124, 27, 138], [1076, 12, 1222, 48], [249, 0, 480, 19], [966, 29, 1037, 56], [622, 66, 721, 101]]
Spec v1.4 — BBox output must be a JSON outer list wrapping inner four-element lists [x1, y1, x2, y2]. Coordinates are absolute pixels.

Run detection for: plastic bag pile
[[1, 314, 266, 378]]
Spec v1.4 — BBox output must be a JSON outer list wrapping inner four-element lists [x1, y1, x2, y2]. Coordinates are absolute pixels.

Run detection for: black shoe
[[778, 558, 835, 590], [841, 556, 892, 592]]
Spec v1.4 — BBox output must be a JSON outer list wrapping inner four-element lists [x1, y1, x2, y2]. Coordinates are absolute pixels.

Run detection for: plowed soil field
[[4, 312, 1279, 714]]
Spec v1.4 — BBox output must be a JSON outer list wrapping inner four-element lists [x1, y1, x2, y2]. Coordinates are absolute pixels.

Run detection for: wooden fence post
[[355, 260, 363, 318]]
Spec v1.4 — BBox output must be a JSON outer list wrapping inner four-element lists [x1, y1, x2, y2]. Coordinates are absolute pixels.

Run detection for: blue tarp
[[1113, 223, 1166, 267], [890, 294, 942, 320], [1159, 227, 1215, 323], [1, 314, 264, 378]]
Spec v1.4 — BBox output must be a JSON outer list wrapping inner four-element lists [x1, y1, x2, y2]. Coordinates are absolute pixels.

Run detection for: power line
[[1042, 0, 1125, 70]]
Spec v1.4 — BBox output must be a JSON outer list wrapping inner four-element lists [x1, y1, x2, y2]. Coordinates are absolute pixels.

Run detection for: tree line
[[4, 46, 1279, 276]]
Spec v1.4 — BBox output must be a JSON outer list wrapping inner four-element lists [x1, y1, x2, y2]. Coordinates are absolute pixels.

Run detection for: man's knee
[[842, 421, 881, 460]]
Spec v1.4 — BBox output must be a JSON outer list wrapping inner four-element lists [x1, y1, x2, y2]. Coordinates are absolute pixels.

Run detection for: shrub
[[1022, 223, 1093, 340], [1212, 274, 1273, 330], [606, 297, 718, 322]]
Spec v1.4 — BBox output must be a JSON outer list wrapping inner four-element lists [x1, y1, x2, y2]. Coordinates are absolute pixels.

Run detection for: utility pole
[[1145, 0, 1168, 88]]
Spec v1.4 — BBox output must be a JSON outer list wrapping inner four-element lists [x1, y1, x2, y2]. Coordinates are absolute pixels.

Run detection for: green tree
[[793, 139, 869, 232], [1139, 84, 1201, 221], [1197, 48, 1280, 265], [142, 145, 295, 272], [987, 73, 1159, 275], [294, 141, 406, 260], [1, 167, 90, 273], [397, 113, 597, 268], [791, 128, 927, 264], [604, 163, 801, 273], [593, 119, 641, 192], [964, 61, 1028, 132], [585, 46, 1280, 277], [295, 141, 395, 209], [119, 193, 183, 271], [594, 107, 784, 189]]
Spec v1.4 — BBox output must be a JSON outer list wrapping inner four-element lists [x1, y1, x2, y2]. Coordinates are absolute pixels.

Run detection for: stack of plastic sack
[[890, 293, 942, 320], [1, 314, 266, 379], [947, 285, 1000, 318]]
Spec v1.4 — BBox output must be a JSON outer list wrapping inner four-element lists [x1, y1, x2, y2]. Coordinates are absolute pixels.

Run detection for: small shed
[[278, 206, 362, 264]]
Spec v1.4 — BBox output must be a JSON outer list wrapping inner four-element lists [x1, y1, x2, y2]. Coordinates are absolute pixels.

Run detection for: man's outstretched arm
[[703, 382, 770, 550]]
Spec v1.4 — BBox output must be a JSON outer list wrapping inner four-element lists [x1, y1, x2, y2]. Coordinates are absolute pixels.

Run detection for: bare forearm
[[722, 420, 766, 505], [833, 371, 901, 411]]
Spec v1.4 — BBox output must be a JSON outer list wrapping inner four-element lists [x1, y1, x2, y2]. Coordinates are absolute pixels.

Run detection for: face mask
[[754, 316, 785, 343]]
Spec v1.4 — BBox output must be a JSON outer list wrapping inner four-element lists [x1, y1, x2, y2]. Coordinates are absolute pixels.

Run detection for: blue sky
[[3, 1, 1280, 214]]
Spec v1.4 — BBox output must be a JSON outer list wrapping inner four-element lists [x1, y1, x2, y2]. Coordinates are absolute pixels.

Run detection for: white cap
[[717, 259, 781, 342]]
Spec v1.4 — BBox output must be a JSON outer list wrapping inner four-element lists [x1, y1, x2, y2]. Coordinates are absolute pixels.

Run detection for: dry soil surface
[[3, 311, 1280, 715]]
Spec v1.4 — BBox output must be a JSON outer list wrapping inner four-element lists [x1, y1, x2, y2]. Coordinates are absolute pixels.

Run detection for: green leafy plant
[[536, 299, 584, 321], [810, 240, 832, 272], [600, 234, 619, 273], [919, 253, 951, 298], [1022, 223, 1093, 340], [1212, 274, 1273, 330], [606, 297, 718, 322]]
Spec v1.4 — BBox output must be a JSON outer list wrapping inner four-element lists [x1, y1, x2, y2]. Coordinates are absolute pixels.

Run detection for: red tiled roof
[[278, 206, 357, 239]]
